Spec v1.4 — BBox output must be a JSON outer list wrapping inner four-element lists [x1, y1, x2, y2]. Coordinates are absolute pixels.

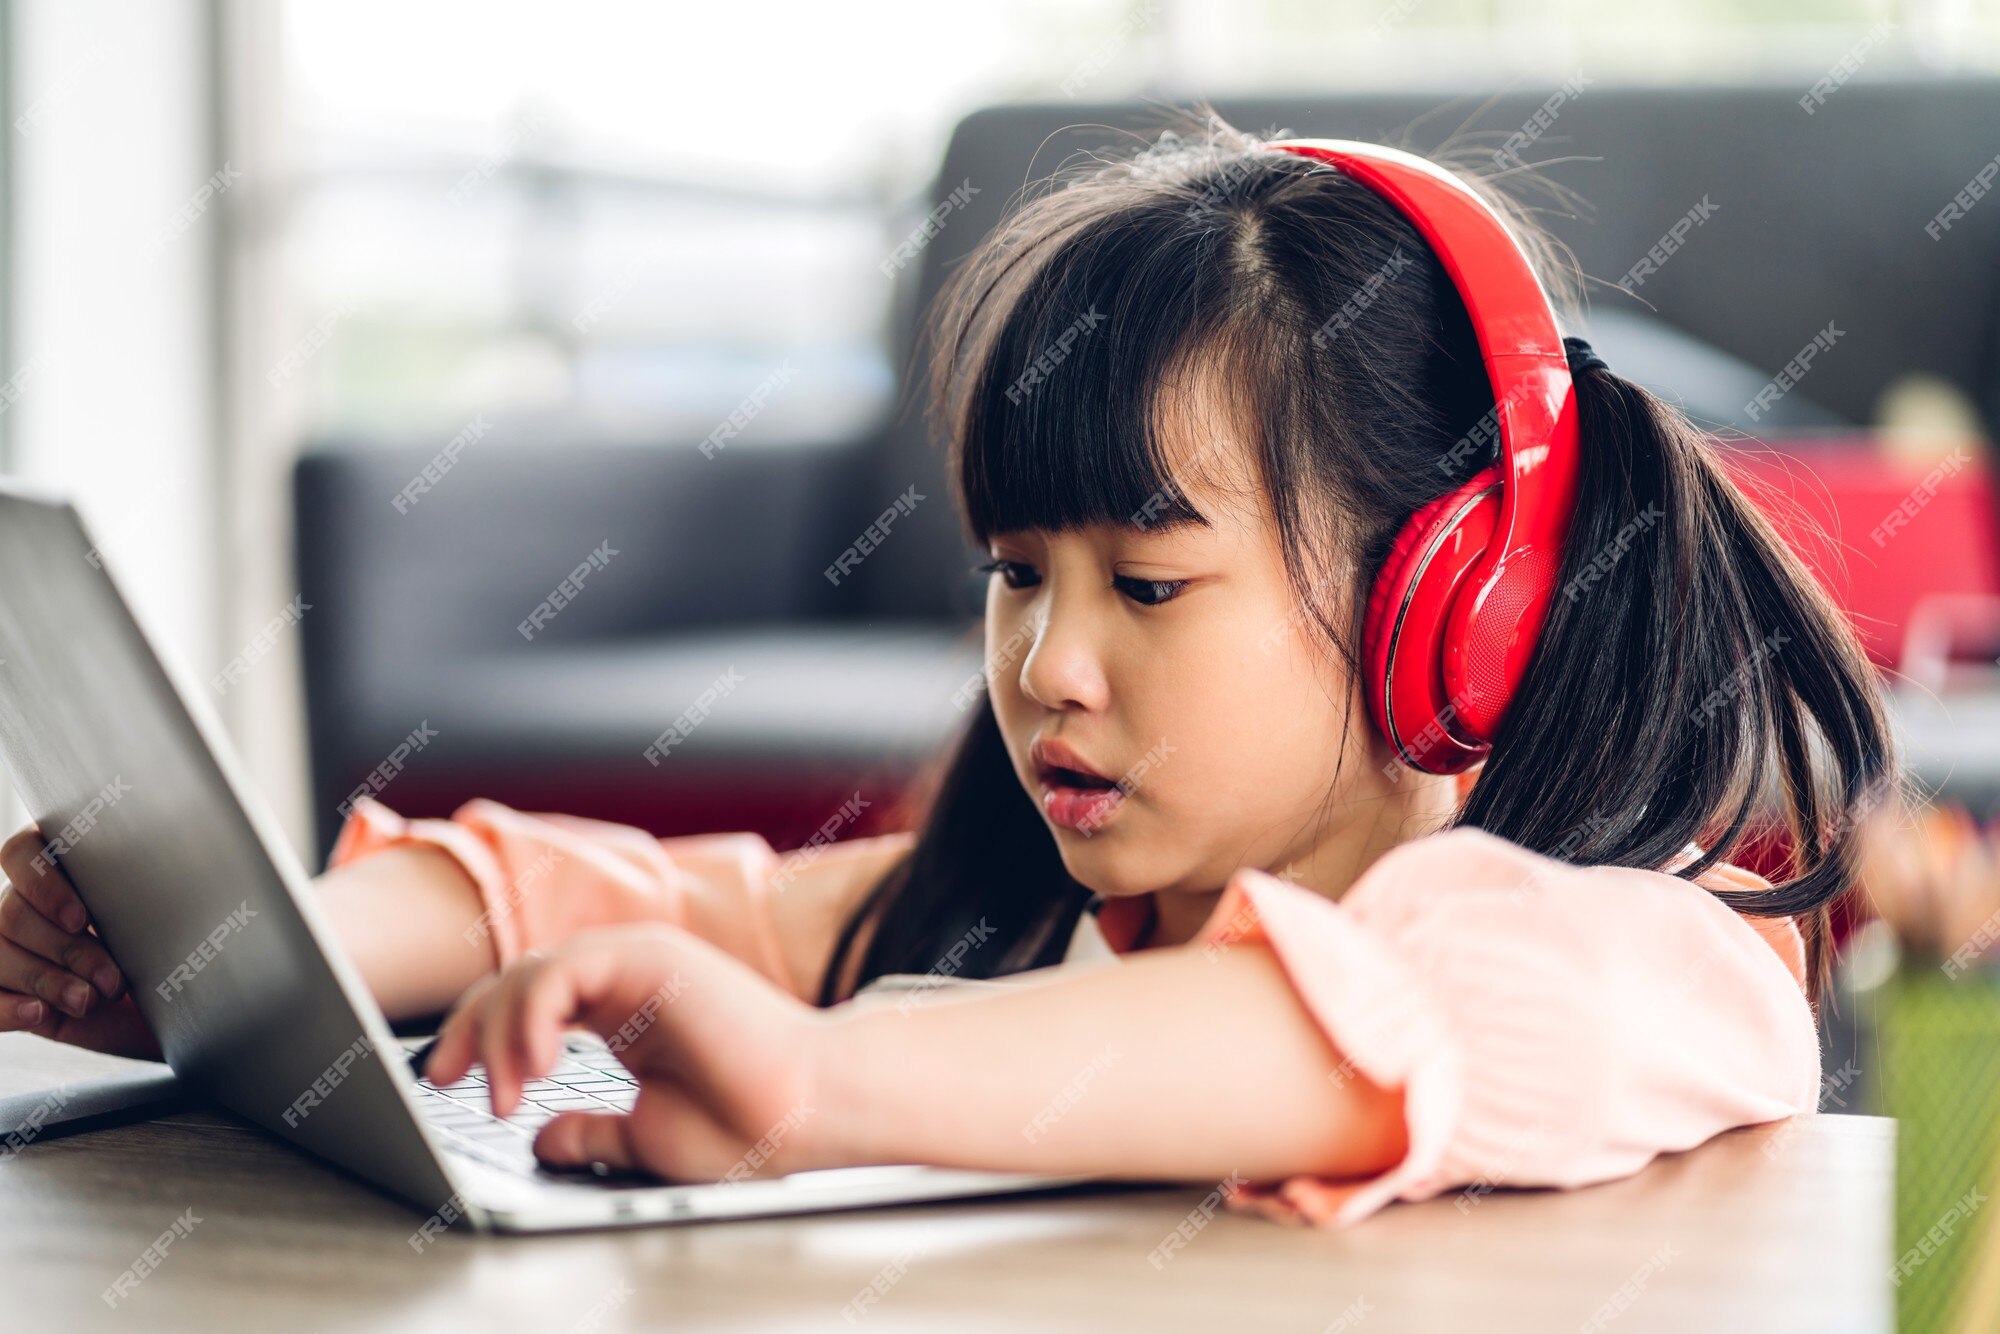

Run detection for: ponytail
[[1458, 359, 1900, 1009]]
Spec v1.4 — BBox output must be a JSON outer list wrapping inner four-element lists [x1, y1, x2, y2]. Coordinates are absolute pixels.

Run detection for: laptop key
[[530, 1094, 610, 1112]]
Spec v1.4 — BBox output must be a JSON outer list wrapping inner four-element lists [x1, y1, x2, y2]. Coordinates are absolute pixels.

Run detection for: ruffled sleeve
[[1189, 825, 1821, 1228], [325, 796, 838, 996]]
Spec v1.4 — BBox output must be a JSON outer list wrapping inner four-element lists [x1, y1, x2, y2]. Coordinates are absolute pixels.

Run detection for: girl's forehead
[[1147, 364, 1269, 516], [1157, 437, 1266, 522]]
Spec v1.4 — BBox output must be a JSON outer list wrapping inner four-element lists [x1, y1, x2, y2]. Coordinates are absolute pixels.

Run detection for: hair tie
[[1563, 335, 1608, 375]]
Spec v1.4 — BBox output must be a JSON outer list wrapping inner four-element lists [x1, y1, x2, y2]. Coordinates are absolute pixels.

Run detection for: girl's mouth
[[1039, 768, 1127, 833]]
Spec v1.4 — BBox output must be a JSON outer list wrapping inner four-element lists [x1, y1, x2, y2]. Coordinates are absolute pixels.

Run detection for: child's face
[[981, 380, 1409, 900]]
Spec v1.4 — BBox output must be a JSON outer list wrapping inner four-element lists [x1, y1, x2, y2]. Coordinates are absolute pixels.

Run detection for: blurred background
[[3, 0, 2000, 1075]]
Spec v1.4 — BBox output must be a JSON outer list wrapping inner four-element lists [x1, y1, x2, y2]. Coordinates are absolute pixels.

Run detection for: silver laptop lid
[[0, 482, 459, 1214]]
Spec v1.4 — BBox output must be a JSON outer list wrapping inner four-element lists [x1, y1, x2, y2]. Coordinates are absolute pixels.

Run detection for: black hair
[[816, 113, 1899, 1013]]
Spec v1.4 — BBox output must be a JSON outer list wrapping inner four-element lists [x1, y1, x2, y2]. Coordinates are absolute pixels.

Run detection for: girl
[[0, 115, 1896, 1228]]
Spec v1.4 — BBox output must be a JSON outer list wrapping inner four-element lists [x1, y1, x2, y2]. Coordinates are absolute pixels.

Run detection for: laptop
[[0, 482, 1100, 1232]]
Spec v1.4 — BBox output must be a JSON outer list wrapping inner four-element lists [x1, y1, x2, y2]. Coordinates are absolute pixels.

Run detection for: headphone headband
[[1265, 138, 1585, 765]]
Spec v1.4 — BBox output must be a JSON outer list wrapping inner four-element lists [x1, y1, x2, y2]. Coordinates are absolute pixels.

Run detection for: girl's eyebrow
[[1123, 512, 1214, 537]]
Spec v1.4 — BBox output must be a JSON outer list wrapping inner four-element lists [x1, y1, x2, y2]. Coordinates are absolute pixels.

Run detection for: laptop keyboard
[[409, 1033, 641, 1177]]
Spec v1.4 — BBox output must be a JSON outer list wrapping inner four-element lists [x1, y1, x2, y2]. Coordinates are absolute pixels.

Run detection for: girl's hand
[[0, 826, 161, 1060], [423, 923, 836, 1182]]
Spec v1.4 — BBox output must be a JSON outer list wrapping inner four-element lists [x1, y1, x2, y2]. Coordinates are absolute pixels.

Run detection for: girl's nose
[[1016, 599, 1111, 714]]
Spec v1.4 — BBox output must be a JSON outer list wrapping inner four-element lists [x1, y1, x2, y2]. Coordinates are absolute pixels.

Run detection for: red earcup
[[1441, 541, 1565, 742], [1264, 140, 1584, 772], [1360, 465, 1503, 773]]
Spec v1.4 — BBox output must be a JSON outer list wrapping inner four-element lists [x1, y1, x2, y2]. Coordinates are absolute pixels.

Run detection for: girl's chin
[[1057, 848, 1172, 900]]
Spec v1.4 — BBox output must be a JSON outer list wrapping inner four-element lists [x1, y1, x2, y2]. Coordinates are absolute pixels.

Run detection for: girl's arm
[[426, 916, 1409, 1192], [429, 825, 1820, 1230], [820, 937, 1411, 1183], [312, 800, 908, 1020], [307, 844, 495, 1020], [0, 799, 902, 1057]]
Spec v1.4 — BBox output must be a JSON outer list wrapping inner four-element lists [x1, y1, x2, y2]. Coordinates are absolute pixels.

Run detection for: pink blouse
[[328, 796, 1821, 1229]]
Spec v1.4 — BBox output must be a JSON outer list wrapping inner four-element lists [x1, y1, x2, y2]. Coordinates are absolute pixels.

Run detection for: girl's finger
[[479, 971, 527, 1118], [423, 975, 499, 1086], [0, 830, 89, 934], [0, 935, 95, 1019], [0, 886, 121, 999], [510, 954, 588, 1086], [0, 988, 49, 1031], [535, 1110, 640, 1172], [479, 955, 552, 1118]]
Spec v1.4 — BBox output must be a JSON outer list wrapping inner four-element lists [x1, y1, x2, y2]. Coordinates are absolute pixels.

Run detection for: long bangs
[[944, 207, 1247, 546]]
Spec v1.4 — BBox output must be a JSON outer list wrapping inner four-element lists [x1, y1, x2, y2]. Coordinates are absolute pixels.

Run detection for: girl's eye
[[974, 558, 1039, 591], [973, 559, 1187, 607], [1114, 575, 1188, 608]]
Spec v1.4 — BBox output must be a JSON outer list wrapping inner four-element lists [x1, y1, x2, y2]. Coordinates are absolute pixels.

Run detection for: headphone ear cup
[[1442, 539, 1566, 743], [1360, 466, 1504, 774]]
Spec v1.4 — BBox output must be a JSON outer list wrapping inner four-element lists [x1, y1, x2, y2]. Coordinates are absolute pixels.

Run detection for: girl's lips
[[1041, 778, 1127, 833], [1030, 736, 1114, 785]]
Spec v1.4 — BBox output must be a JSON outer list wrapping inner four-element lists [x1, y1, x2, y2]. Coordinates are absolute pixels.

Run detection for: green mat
[[1879, 963, 2000, 1333]]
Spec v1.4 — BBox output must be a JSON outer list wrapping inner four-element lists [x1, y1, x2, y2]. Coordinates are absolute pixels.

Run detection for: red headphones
[[1266, 139, 1584, 775]]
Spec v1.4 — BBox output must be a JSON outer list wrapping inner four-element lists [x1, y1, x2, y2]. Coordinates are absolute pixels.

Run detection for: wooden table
[[0, 1032, 1891, 1332]]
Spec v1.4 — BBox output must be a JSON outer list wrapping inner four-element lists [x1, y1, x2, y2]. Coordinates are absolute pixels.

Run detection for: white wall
[[5, 0, 224, 836], [10, 0, 220, 672]]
